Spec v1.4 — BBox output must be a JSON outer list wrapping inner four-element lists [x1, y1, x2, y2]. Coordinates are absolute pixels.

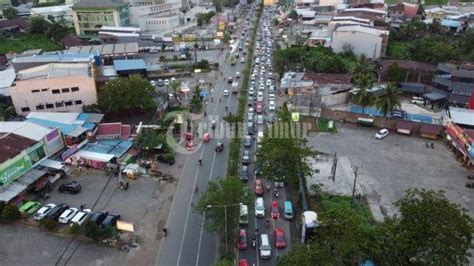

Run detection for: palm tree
[[352, 73, 374, 115], [375, 82, 402, 118], [351, 54, 376, 81]]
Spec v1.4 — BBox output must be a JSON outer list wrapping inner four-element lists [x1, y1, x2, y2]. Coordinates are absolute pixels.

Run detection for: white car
[[241, 58, 245, 63], [375, 129, 389, 139], [269, 101, 276, 111], [235, 72, 241, 78], [70, 209, 92, 226], [164, 79, 170, 86], [248, 107, 254, 113], [59, 207, 78, 224], [257, 92, 264, 102], [259, 84, 265, 91], [223, 89, 230, 96], [255, 197, 265, 217], [269, 93, 275, 101], [248, 87, 255, 96], [34, 203, 56, 221], [257, 115, 264, 125]]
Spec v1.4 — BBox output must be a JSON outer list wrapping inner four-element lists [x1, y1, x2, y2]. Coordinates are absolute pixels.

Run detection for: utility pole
[[331, 152, 337, 181], [352, 166, 358, 203]]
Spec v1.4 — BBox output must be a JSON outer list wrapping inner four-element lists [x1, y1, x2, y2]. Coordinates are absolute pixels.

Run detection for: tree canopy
[[375, 83, 402, 117], [97, 77, 157, 113], [385, 63, 406, 84], [29, 16, 50, 35], [3, 7, 18, 19], [352, 73, 375, 114]]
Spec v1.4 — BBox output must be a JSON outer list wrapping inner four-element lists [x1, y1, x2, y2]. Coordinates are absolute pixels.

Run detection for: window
[[32, 89, 40, 93], [71, 87, 79, 92], [21, 107, 30, 112], [65, 101, 73, 106], [75, 100, 83, 105], [41, 88, 48, 92], [36, 104, 45, 110], [52, 89, 60, 94], [45, 103, 54, 109], [55, 102, 64, 108], [61, 88, 70, 93]]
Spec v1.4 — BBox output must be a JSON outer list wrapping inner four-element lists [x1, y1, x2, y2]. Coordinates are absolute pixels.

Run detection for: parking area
[[308, 124, 473, 220]]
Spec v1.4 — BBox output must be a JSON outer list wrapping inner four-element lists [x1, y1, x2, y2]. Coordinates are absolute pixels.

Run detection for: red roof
[[0, 133, 36, 164], [304, 72, 352, 85], [421, 124, 443, 135], [0, 19, 29, 31], [97, 123, 122, 136], [60, 35, 83, 48], [121, 125, 131, 139]]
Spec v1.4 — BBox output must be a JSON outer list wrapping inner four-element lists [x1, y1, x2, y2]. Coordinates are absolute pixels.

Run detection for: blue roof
[[113, 59, 147, 71], [83, 122, 96, 131], [76, 113, 90, 122], [441, 19, 461, 28], [81, 139, 133, 158], [15, 52, 92, 63], [27, 117, 77, 135]]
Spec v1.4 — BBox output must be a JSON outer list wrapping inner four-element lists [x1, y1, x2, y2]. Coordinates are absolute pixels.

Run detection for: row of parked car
[[31, 203, 120, 228]]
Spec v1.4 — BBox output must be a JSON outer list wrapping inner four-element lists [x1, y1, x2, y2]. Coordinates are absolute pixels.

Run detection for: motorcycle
[[252, 236, 256, 248]]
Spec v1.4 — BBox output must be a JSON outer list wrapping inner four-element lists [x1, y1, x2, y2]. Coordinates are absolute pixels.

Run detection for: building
[[0, 19, 29, 33], [113, 59, 147, 77], [9, 63, 97, 116], [30, 4, 74, 26], [428, 63, 474, 108], [0, 69, 16, 96], [379, 60, 437, 85], [72, 0, 130, 37], [331, 24, 387, 59], [387, 3, 418, 20], [12, 53, 92, 72], [128, 0, 183, 34]]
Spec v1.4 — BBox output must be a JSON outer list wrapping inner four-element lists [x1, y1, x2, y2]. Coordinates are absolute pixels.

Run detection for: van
[[284, 201, 294, 219], [255, 197, 265, 217], [259, 234, 272, 259], [239, 204, 248, 225]]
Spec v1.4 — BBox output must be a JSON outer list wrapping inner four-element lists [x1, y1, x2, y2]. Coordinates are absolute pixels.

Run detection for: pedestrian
[[211, 97, 214, 102], [125, 182, 129, 190], [431, 143, 434, 149], [162, 228, 168, 237]]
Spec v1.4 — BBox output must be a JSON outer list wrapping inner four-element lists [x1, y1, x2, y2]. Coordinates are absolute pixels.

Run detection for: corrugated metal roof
[[113, 59, 147, 71], [449, 107, 474, 126]]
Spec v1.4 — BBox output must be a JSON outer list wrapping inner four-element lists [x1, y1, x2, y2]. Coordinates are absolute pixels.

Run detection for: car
[[271, 201, 280, 219], [150, 80, 156, 86], [255, 197, 265, 217], [240, 165, 249, 182], [215, 142, 224, 152], [239, 259, 249, 266], [269, 101, 276, 111], [247, 112, 254, 122], [257, 115, 264, 125], [59, 207, 79, 224], [33, 203, 56, 221], [248, 87, 255, 96], [223, 89, 230, 96], [267, 113, 275, 124], [237, 229, 248, 250], [235, 72, 241, 78], [248, 107, 254, 113], [257, 92, 263, 101], [19, 201, 42, 216], [259, 84, 265, 91], [242, 150, 251, 164], [268, 93, 275, 101], [100, 214, 121, 228], [157, 79, 164, 87], [255, 179, 264, 195], [268, 85, 275, 93], [44, 203, 70, 221], [70, 209, 92, 226], [375, 129, 389, 139], [259, 234, 272, 259], [228, 77, 233, 83], [89, 211, 108, 225], [274, 227, 286, 249], [241, 58, 246, 64], [244, 135, 252, 148], [256, 102, 264, 114], [58, 181, 81, 194], [157, 153, 175, 165]]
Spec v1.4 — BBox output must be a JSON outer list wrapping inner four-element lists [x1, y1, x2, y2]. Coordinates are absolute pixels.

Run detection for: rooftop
[[0, 121, 53, 141], [12, 52, 92, 64], [17, 63, 90, 81], [30, 4, 72, 14], [0, 133, 36, 164], [73, 0, 127, 9], [0, 69, 16, 89], [67, 43, 139, 56], [25, 112, 103, 135], [337, 8, 386, 20], [333, 24, 383, 36], [449, 107, 474, 126], [113, 59, 147, 71], [0, 19, 29, 31], [382, 60, 437, 72], [304, 72, 352, 85]]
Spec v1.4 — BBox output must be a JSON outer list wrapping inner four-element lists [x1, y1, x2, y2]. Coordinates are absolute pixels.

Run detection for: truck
[[232, 81, 239, 94], [229, 55, 236, 65]]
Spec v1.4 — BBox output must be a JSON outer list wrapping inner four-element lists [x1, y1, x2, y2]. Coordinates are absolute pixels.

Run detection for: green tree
[[375, 83, 402, 118], [194, 176, 251, 257], [169, 80, 181, 94], [133, 129, 168, 152], [429, 42, 455, 64], [97, 76, 157, 113], [3, 7, 18, 19], [190, 86, 203, 113], [46, 22, 68, 41], [213, 0, 222, 12], [1, 204, 20, 221], [352, 74, 374, 114], [288, 9, 298, 20], [29, 16, 50, 35], [351, 54, 376, 81], [385, 63, 406, 84], [82, 104, 101, 113]]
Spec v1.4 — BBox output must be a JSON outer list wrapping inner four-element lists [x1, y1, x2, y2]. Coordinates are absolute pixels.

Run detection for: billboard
[[218, 21, 225, 31], [0, 155, 32, 187]]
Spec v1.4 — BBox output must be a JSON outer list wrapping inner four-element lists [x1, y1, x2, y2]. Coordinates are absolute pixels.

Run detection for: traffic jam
[[238, 6, 292, 266]]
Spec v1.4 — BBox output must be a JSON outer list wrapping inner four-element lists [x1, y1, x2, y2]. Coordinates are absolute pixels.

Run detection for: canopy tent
[[75, 150, 115, 162]]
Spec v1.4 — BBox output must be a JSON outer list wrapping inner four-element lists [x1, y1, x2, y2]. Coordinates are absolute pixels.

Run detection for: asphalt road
[[155, 11, 251, 266]]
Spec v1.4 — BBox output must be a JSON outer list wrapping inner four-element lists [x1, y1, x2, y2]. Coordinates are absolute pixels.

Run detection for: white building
[[30, 4, 73, 26], [128, 0, 183, 34], [0, 69, 16, 96], [330, 24, 386, 59]]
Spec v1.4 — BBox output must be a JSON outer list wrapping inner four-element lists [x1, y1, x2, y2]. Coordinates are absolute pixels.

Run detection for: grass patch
[[0, 34, 63, 54], [387, 41, 410, 59], [317, 117, 337, 133], [424, 0, 448, 4], [318, 192, 375, 227]]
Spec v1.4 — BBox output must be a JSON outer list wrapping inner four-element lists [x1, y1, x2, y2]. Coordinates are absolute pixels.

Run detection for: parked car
[[100, 214, 121, 228], [255, 197, 265, 217], [240, 165, 249, 182], [375, 129, 389, 139], [235, 72, 241, 78], [89, 211, 108, 225], [271, 201, 280, 219], [34, 203, 56, 221], [223, 89, 230, 96], [274, 227, 286, 248], [237, 229, 248, 250], [215, 142, 224, 152], [58, 181, 81, 194], [244, 135, 252, 148], [239, 259, 249, 266], [59, 207, 79, 224], [164, 79, 170, 86], [44, 204, 69, 221], [157, 79, 164, 87], [259, 234, 272, 259], [242, 150, 251, 164], [157, 153, 175, 165], [19, 201, 42, 216], [70, 209, 92, 226], [269, 101, 276, 111], [255, 179, 264, 196]]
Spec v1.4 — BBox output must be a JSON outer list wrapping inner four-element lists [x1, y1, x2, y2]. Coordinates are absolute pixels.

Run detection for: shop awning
[[75, 150, 115, 162], [66, 127, 87, 137], [0, 182, 27, 203], [357, 117, 374, 125], [421, 124, 442, 136], [16, 169, 46, 186], [423, 92, 446, 102], [39, 159, 65, 170], [396, 120, 413, 135]]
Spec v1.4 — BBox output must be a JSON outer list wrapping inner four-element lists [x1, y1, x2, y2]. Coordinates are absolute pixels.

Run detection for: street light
[[207, 203, 242, 255]]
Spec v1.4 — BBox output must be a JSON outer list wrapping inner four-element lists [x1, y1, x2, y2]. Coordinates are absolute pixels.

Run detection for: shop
[[420, 124, 442, 139], [66, 150, 115, 170], [396, 120, 413, 135], [445, 121, 474, 168]]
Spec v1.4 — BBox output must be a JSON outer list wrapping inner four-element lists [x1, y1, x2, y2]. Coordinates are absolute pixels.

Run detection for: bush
[[84, 220, 101, 240], [39, 219, 58, 231], [1, 204, 20, 221], [69, 223, 81, 235]]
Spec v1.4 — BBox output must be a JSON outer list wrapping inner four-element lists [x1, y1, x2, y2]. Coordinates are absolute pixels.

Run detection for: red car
[[239, 259, 249, 266], [237, 229, 248, 250], [274, 227, 286, 249], [256, 101, 264, 114], [255, 179, 264, 195], [271, 201, 280, 219]]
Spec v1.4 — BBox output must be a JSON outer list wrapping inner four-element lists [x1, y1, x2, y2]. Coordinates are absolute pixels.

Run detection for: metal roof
[[449, 107, 474, 126], [67, 43, 139, 56], [0, 121, 52, 141], [113, 59, 147, 71]]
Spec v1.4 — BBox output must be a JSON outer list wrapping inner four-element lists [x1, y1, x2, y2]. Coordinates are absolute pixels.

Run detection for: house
[[387, 3, 418, 19], [330, 24, 388, 59], [128, 0, 183, 34], [72, 0, 130, 37], [0, 69, 16, 96], [59, 35, 84, 48], [440, 15, 468, 32], [0, 19, 29, 33], [30, 4, 73, 26], [9, 63, 97, 116], [379, 60, 437, 85], [113, 59, 147, 77]]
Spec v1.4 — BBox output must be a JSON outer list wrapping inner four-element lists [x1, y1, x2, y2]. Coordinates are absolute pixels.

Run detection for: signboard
[[445, 121, 474, 157], [218, 22, 225, 31], [61, 144, 78, 161], [46, 129, 60, 142], [0, 155, 32, 187], [288, 88, 294, 96], [292, 112, 300, 122]]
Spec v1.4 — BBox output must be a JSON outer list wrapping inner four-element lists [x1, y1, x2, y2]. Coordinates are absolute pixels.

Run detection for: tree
[[378, 189, 474, 265], [193, 176, 251, 257], [351, 54, 376, 81], [46, 22, 68, 41], [288, 9, 298, 20], [3, 7, 18, 19], [375, 83, 402, 117], [169, 80, 181, 94], [133, 129, 168, 152], [190, 86, 203, 113], [385, 63, 406, 84], [352, 73, 374, 114], [82, 104, 101, 113], [29, 16, 50, 35], [1, 204, 20, 221], [97, 76, 157, 113]]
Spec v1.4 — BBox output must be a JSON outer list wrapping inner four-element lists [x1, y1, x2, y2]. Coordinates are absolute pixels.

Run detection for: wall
[[10, 75, 97, 116], [331, 30, 382, 59], [321, 92, 348, 107]]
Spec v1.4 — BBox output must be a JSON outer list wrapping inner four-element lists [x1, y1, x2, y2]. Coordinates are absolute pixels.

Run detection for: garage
[[396, 120, 413, 135]]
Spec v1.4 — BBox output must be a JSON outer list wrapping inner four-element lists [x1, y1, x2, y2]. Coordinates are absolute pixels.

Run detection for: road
[[155, 8, 253, 266]]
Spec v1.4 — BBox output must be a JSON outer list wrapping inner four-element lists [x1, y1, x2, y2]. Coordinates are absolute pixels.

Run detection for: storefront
[[420, 124, 442, 139], [66, 150, 115, 170], [445, 120, 474, 168], [396, 120, 413, 135]]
